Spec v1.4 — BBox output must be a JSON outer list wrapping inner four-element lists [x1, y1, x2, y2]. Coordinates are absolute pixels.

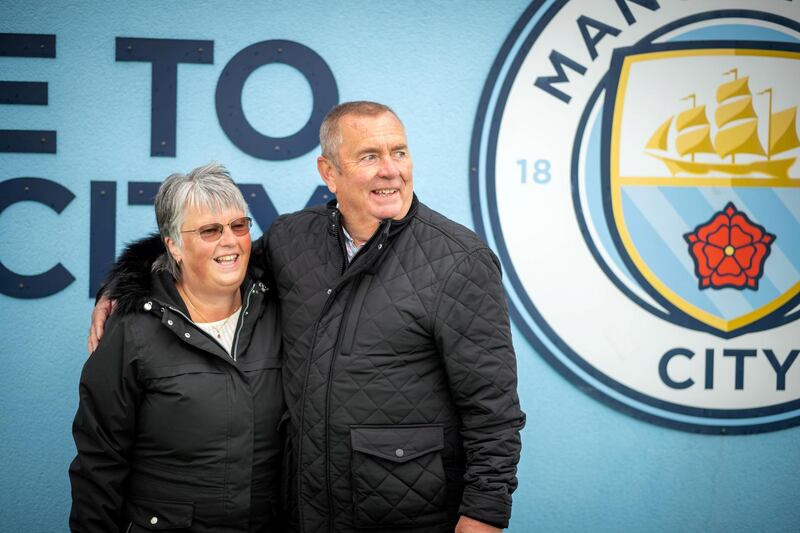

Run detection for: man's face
[[318, 111, 413, 238]]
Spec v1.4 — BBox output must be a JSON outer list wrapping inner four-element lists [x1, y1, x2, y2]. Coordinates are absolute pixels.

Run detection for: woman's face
[[167, 205, 251, 297]]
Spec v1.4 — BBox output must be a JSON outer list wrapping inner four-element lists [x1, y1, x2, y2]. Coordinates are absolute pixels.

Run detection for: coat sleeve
[[251, 230, 272, 279], [69, 315, 142, 532], [433, 248, 526, 529]]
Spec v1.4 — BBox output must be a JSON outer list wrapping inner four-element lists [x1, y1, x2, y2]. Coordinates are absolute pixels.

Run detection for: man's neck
[[340, 218, 379, 247]]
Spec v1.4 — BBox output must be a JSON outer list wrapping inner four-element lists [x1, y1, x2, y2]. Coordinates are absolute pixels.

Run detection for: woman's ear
[[165, 236, 182, 265]]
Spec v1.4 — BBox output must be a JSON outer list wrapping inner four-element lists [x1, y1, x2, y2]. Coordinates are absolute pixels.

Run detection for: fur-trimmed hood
[[103, 233, 167, 315]]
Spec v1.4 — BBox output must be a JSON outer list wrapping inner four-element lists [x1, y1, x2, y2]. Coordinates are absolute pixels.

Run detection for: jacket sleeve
[[69, 315, 142, 532], [433, 248, 526, 529], [251, 231, 272, 280]]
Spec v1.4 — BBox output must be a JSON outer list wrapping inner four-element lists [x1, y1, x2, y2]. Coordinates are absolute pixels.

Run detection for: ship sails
[[646, 71, 799, 178], [674, 105, 715, 159], [769, 107, 800, 157], [714, 76, 765, 160]]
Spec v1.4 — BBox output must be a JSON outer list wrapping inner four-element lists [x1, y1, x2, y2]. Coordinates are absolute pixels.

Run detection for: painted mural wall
[[1, 1, 798, 531]]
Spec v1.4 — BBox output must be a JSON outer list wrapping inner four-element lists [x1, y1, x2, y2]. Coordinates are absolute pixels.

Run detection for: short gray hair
[[152, 162, 247, 280], [319, 101, 401, 167]]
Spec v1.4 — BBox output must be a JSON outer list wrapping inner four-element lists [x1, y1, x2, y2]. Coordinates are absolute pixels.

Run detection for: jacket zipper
[[297, 230, 352, 530], [297, 280, 341, 531], [336, 219, 349, 275], [166, 288, 254, 363], [300, 217, 389, 531], [338, 274, 371, 356], [231, 281, 256, 361], [324, 275, 364, 532], [143, 285, 259, 526], [325, 218, 364, 531]]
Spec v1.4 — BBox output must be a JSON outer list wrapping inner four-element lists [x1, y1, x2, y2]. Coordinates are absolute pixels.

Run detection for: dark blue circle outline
[[599, 37, 800, 339], [469, 4, 800, 434], [215, 39, 338, 161]]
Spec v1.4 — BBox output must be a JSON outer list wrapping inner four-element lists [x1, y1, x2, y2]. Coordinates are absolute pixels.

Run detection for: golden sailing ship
[[645, 69, 800, 179]]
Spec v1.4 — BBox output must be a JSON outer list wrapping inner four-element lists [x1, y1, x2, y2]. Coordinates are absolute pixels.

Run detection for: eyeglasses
[[181, 216, 252, 242]]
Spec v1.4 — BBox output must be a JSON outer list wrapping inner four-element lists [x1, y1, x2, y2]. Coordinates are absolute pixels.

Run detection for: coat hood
[[104, 233, 166, 315]]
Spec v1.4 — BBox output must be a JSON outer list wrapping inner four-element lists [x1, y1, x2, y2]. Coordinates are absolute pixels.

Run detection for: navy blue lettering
[[763, 349, 799, 391], [128, 181, 160, 206], [724, 349, 757, 390], [0, 177, 75, 298], [0, 33, 56, 153], [659, 348, 694, 389], [0, 130, 56, 153], [215, 39, 338, 160], [534, 50, 587, 104], [305, 185, 334, 207], [0, 81, 47, 105], [0, 33, 55, 57], [704, 348, 714, 389], [116, 37, 213, 157], [90, 182, 117, 297], [238, 184, 279, 231], [577, 16, 621, 61], [614, 0, 661, 26]]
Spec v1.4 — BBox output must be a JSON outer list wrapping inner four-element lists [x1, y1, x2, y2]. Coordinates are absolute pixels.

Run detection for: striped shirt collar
[[341, 225, 364, 263]]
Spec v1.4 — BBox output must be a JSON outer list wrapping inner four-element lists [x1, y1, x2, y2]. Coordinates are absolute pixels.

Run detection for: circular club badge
[[471, 1, 800, 433]]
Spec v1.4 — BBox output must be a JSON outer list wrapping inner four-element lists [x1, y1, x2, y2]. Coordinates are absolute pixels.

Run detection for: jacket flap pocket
[[141, 363, 222, 380], [239, 357, 281, 372], [125, 497, 193, 529], [350, 424, 443, 464]]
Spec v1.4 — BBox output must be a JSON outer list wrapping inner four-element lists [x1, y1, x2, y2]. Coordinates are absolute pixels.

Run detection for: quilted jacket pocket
[[124, 497, 193, 530], [350, 424, 448, 528]]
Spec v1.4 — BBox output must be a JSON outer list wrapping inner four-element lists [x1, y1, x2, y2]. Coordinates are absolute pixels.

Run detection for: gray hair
[[152, 162, 248, 280], [319, 101, 401, 168]]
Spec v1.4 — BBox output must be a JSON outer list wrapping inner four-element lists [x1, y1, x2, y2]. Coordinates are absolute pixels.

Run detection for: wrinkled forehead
[[339, 112, 408, 146]]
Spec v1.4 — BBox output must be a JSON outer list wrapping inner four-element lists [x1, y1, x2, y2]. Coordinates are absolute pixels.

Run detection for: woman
[[69, 163, 283, 532]]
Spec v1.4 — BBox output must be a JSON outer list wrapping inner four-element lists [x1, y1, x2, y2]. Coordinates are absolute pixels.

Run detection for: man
[[90, 101, 525, 532]]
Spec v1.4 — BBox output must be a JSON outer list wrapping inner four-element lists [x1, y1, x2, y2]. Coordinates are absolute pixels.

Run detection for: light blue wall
[[0, 1, 798, 532]]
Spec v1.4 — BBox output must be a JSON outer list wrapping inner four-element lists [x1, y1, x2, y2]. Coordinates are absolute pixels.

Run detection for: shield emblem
[[604, 42, 800, 336]]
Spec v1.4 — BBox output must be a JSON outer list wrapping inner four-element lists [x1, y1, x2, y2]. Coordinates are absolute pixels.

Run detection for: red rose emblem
[[684, 203, 775, 290]]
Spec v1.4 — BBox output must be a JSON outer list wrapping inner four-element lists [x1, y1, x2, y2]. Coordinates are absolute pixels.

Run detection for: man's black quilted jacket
[[262, 197, 525, 532]]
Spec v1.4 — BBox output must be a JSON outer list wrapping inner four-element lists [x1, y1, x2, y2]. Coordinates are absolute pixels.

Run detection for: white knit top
[[195, 307, 242, 356]]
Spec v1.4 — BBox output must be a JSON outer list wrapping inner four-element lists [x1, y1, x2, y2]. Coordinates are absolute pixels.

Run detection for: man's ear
[[317, 156, 337, 194], [165, 237, 182, 265]]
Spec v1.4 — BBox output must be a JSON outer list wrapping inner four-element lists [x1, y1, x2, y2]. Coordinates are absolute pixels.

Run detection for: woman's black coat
[[69, 239, 284, 533]]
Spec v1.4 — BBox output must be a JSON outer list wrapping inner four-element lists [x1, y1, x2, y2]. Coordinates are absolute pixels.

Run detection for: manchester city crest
[[605, 41, 799, 336], [471, 1, 800, 433]]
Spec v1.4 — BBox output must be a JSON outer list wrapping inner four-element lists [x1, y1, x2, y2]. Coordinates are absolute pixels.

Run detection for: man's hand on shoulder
[[88, 295, 115, 354], [455, 516, 502, 533]]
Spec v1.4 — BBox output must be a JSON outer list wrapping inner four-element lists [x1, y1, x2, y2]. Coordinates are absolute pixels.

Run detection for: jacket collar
[[325, 194, 419, 240], [325, 194, 419, 280], [149, 273, 267, 366]]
